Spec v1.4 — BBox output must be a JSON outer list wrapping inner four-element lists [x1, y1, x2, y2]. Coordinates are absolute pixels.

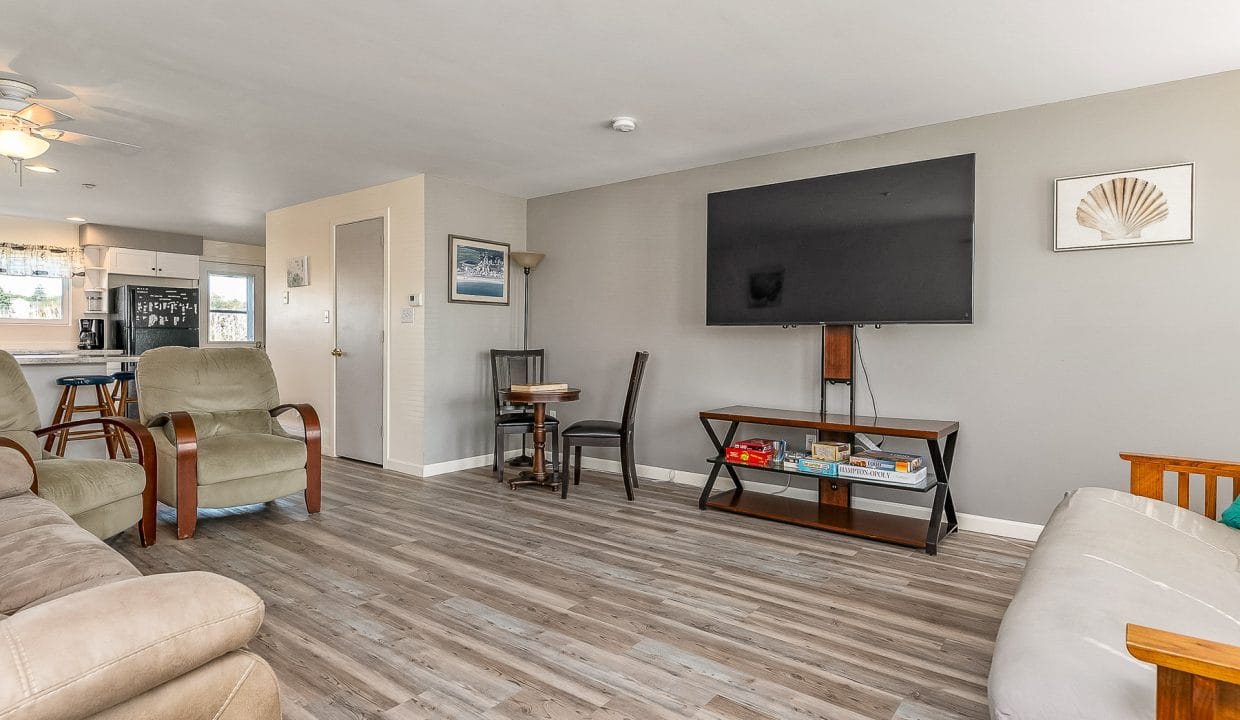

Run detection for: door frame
[[330, 210, 390, 465]]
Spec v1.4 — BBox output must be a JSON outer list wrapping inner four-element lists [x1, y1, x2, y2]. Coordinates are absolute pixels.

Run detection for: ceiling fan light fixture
[[0, 128, 50, 160]]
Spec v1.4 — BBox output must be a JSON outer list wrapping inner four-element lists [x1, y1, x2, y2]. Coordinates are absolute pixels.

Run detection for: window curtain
[[0, 243, 85, 277]]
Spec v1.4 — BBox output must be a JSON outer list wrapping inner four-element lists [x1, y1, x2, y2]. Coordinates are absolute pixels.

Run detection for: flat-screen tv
[[706, 154, 975, 325]]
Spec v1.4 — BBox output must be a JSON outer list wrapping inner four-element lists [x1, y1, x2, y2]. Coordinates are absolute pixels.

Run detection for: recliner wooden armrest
[[1127, 624, 1240, 719], [148, 411, 200, 539], [270, 404, 321, 514], [33, 417, 157, 546]]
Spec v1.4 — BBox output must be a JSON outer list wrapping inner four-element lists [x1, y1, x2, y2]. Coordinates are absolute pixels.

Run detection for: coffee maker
[[77, 318, 103, 350]]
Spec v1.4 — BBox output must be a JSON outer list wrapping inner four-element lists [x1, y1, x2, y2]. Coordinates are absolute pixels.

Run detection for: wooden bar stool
[[44, 375, 127, 458], [110, 370, 138, 455], [110, 370, 137, 418]]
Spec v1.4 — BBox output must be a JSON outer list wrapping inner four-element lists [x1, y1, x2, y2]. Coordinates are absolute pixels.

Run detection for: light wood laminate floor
[[116, 457, 1031, 720]]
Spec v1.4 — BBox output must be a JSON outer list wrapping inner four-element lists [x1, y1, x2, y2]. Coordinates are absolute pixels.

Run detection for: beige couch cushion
[[34, 458, 146, 515], [989, 487, 1240, 720], [0, 572, 266, 720], [0, 494, 139, 614]]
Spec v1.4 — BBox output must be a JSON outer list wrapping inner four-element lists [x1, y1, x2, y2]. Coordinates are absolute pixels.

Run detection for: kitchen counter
[[11, 353, 143, 365]]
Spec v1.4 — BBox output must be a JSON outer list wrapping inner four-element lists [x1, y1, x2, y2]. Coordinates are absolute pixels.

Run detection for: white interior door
[[333, 217, 384, 464]]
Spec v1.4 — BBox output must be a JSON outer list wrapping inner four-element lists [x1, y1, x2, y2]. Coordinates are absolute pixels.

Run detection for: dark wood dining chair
[[490, 349, 559, 483], [561, 351, 649, 500]]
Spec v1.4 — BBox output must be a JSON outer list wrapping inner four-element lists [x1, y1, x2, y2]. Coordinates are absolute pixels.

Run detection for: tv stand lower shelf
[[705, 489, 937, 549], [698, 405, 960, 554]]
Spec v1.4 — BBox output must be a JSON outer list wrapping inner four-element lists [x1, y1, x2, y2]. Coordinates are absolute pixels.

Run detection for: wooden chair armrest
[[1128, 624, 1240, 685], [37, 416, 155, 463], [149, 411, 201, 538], [146, 412, 198, 446], [0, 436, 37, 493], [1120, 452, 1240, 476], [270, 403, 321, 514], [270, 403, 321, 441]]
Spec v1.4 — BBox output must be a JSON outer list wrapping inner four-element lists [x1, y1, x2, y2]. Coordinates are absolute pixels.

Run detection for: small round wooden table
[[499, 387, 580, 489]]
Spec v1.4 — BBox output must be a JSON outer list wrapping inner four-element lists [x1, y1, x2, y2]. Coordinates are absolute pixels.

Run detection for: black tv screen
[[706, 154, 975, 325]]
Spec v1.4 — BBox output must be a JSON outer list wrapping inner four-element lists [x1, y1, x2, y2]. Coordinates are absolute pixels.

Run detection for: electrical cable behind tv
[[855, 327, 883, 448]]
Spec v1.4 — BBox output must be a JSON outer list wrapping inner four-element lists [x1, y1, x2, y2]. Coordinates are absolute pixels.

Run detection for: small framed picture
[[1054, 163, 1194, 252], [449, 235, 510, 305], [286, 256, 310, 287]]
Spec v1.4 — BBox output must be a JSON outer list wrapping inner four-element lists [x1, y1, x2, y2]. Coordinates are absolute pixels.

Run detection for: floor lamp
[[509, 251, 546, 467]]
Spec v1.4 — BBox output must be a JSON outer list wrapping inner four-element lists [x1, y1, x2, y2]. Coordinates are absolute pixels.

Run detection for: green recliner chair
[[136, 346, 321, 540], [0, 351, 156, 545]]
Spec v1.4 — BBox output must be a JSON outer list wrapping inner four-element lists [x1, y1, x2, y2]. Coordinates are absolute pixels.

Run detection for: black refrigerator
[[109, 285, 200, 354]]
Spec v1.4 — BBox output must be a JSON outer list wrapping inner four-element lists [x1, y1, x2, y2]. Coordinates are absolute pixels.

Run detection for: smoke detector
[[610, 116, 637, 133]]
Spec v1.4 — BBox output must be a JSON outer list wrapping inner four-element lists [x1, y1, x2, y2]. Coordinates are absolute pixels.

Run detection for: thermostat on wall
[[408, 293, 422, 307]]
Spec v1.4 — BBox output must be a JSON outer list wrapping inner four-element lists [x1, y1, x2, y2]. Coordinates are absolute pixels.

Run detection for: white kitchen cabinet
[[155, 252, 200, 279], [107, 249, 200, 279], [108, 248, 158, 275]]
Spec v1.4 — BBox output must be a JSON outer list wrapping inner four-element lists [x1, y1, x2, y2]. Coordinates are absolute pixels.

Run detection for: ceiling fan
[[0, 77, 141, 185]]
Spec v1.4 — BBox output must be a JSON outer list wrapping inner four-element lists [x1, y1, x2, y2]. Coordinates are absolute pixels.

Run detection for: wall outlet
[[399, 307, 415, 324], [805, 433, 817, 451]]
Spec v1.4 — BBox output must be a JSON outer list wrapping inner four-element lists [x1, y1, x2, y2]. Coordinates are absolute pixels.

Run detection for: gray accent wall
[[423, 175, 527, 465], [527, 70, 1240, 524]]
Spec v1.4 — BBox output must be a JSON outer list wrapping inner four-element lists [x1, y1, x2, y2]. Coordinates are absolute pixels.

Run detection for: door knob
[[331, 348, 344, 357]]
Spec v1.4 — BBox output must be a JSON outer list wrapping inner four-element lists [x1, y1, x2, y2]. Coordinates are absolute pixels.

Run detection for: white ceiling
[[1, 1, 1238, 244]]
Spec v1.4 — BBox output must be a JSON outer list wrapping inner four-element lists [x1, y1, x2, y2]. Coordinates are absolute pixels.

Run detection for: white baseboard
[[386, 450, 521, 478], [577, 455, 1042, 541]]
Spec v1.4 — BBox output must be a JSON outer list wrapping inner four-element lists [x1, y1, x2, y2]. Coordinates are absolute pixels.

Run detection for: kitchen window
[[207, 272, 255, 343], [0, 275, 70, 323]]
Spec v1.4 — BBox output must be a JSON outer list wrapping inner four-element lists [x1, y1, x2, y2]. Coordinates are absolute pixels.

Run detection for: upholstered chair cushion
[[0, 352, 40, 435], [137, 347, 282, 424], [34, 458, 146, 516], [196, 435, 307, 485], [0, 430, 39, 459], [0, 446, 34, 499], [156, 410, 275, 444]]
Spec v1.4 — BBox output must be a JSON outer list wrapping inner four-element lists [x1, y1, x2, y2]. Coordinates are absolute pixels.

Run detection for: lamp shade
[[0, 129, 50, 161], [510, 251, 546, 270]]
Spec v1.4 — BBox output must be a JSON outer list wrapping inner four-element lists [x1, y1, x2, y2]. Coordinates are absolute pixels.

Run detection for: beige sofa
[[0, 444, 280, 719]]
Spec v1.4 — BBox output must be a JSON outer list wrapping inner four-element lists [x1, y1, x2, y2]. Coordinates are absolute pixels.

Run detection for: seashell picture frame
[[1053, 162, 1193, 251]]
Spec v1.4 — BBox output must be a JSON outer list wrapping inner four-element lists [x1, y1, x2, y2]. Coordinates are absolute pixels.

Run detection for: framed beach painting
[[448, 235, 510, 305], [1054, 163, 1194, 252]]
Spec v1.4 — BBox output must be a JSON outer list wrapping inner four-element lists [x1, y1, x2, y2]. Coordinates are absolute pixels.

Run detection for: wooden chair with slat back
[[1120, 451, 1240, 719], [489, 349, 558, 482]]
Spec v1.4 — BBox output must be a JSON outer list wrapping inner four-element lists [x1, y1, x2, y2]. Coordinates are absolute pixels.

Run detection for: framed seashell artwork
[[1054, 162, 1193, 251]]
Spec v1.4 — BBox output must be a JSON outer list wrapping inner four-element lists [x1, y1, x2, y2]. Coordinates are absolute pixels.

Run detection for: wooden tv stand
[[698, 405, 960, 554]]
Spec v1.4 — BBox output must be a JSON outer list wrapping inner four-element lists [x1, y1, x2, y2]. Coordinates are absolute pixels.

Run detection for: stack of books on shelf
[[724, 438, 786, 466], [839, 450, 927, 485]]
